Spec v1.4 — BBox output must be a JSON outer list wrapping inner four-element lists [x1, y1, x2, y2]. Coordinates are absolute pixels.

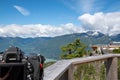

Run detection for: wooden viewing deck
[[44, 54, 120, 80]]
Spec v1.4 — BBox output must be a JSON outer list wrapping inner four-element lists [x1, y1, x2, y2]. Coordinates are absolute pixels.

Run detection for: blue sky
[[0, 0, 120, 37], [0, 0, 79, 25]]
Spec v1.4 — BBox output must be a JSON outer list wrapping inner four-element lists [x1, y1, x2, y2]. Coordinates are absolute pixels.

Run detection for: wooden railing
[[44, 54, 120, 80]]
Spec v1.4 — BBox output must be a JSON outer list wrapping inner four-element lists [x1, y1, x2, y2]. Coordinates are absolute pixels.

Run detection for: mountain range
[[0, 31, 119, 59]]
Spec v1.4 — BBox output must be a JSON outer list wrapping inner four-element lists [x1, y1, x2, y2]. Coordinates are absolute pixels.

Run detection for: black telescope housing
[[0, 46, 45, 80]]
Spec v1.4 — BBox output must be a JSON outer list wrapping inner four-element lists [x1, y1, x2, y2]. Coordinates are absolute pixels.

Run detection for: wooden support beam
[[68, 64, 77, 80], [106, 57, 118, 80]]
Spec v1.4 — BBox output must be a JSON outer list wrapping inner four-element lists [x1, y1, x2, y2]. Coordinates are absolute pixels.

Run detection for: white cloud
[[78, 0, 95, 13], [61, 0, 100, 13], [0, 23, 84, 38], [14, 5, 30, 16], [78, 12, 120, 35]]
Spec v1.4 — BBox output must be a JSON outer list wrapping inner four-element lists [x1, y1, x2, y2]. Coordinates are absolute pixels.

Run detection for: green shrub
[[113, 47, 120, 53]]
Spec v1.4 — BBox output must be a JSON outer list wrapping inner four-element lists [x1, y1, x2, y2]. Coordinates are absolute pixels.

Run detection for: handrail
[[44, 54, 120, 80], [44, 60, 72, 80], [70, 54, 120, 65]]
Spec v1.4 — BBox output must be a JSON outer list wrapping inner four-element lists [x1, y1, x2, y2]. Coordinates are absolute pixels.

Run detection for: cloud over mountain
[[79, 12, 120, 35], [0, 23, 84, 38], [0, 11, 120, 38]]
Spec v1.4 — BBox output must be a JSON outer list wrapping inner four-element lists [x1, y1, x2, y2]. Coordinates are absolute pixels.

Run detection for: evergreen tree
[[60, 38, 87, 59]]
